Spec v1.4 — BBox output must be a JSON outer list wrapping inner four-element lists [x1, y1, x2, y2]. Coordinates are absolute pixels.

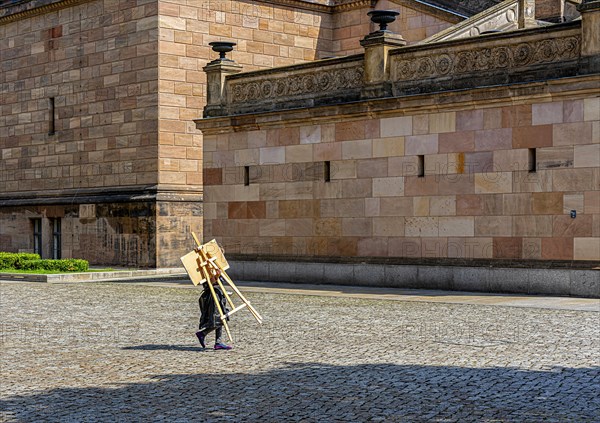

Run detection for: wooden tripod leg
[[191, 232, 202, 248], [200, 263, 233, 343], [220, 271, 263, 323], [200, 251, 237, 312], [214, 277, 236, 310], [204, 254, 258, 322]]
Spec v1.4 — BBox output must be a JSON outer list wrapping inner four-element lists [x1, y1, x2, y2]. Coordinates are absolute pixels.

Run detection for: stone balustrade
[[218, 55, 365, 116], [203, 6, 598, 119], [390, 22, 582, 95]]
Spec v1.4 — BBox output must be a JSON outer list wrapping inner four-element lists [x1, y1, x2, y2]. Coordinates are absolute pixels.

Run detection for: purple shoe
[[214, 343, 232, 350], [196, 331, 206, 348]]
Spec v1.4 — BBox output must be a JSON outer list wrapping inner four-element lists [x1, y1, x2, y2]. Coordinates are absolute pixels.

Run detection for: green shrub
[[0, 253, 88, 272], [0, 252, 40, 269]]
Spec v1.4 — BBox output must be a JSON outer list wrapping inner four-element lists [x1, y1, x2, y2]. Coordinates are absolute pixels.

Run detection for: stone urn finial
[[367, 10, 400, 32], [209, 41, 236, 61], [203, 41, 242, 117]]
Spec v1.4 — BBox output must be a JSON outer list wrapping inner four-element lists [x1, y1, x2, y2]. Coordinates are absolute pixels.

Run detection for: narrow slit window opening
[[32, 219, 42, 257], [528, 148, 537, 173], [324, 161, 331, 182], [52, 218, 61, 260], [48, 97, 55, 135], [244, 166, 250, 186], [417, 155, 425, 177]]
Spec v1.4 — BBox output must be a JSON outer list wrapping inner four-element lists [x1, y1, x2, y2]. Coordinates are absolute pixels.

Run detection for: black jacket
[[198, 278, 229, 331]]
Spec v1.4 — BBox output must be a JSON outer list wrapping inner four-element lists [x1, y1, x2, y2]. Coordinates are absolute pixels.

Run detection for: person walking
[[195, 268, 232, 350]]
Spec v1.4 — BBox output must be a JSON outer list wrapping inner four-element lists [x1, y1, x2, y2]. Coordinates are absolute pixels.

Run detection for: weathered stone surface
[[1, 281, 598, 422]]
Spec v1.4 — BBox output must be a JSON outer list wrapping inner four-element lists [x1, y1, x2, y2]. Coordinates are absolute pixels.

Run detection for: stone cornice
[[251, 0, 332, 14], [195, 74, 600, 134], [0, 186, 203, 206], [0, 0, 464, 24], [0, 0, 90, 24], [332, 0, 373, 12], [0, 0, 366, 21], [244, 0, 464, 17]]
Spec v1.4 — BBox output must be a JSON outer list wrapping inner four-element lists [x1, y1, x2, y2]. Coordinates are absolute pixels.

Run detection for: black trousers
[[198, 282, 228, 343]]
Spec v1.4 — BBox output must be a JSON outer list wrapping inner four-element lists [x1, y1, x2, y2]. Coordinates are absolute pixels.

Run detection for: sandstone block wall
[[0, 0, 165, 266], [157, 0, 334, 190], [203, 96, 600, 262], [0, 0, 476, 267], [0, 0, 160, 193]]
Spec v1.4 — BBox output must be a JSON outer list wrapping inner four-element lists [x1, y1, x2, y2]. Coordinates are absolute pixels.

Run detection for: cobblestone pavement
[[1, 281, 599, 422]]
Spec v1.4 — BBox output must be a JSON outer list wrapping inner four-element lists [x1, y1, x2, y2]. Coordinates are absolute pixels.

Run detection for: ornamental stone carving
[[229, 65, 364, 104], [394, 36, 581, 81]]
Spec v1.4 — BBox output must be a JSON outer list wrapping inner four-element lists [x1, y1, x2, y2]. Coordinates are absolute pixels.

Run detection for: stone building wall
[[0, 0, 336, 266], [0, 0, 160, 193], [201, 86, 600, 262], [0, 0, 454, 267], [154, 0, 337, 263], [0, 0, 164, 266], [156, 0, 334, 191]]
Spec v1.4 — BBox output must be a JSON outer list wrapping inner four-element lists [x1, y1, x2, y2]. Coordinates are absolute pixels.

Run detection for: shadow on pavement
[[1, 362, 599, 422], [122, 344, 205, 352]]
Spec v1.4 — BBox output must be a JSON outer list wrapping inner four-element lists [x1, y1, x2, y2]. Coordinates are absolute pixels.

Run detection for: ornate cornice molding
[[195, 74, 600, 135], [0, 0, 90, 24], [1, 0, 465, 24], [394, 35, 581, 81], [251, 0, 332, 13], [229, 63, 364, 104], [217, 0, 374, 14], [332, 0, 373, 12]]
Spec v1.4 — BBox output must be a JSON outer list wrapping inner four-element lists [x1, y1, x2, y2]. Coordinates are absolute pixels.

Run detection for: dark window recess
[[48, 97, 55, 135], [48, 25, 62, 50], [51, 25, 62, 38], [324, 161, 331, 182], [528, 148, 537, 172], [244, 166, 250, 186], [32, 219, 42, 257], [417, 155, 425, 177], [51, 218, 61, 260]]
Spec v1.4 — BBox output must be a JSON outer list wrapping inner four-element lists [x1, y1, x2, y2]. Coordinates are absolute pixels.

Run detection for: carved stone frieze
[[229, 65, 364, 104], [394, 35, 581, 81]]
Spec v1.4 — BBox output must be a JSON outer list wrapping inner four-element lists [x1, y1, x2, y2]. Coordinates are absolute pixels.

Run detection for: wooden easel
[[180, 234, 262, 343]]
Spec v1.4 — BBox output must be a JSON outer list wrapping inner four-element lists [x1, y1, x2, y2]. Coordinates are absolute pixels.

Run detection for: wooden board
[[201, 239, 230, 271], [180, 250, 206, 285], [180, 239, 229, 286]]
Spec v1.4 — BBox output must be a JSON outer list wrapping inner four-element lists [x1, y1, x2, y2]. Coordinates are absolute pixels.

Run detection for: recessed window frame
[[528, 148, 537, 173], [324, 161, 331, 182], [32, 218, 42, 257], [51, 218, 61, 259], [417, 155, 425, 177], [244, 166, 250, 186], [48, 97, 55, 136]]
